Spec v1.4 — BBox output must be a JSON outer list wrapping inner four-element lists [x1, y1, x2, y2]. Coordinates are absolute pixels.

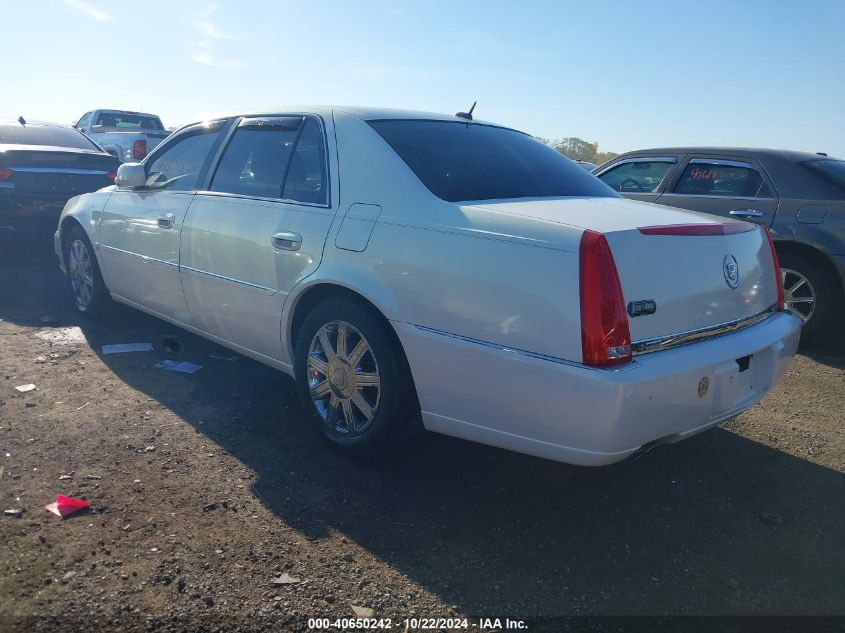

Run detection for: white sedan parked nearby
[[54, 107, 801, 465]]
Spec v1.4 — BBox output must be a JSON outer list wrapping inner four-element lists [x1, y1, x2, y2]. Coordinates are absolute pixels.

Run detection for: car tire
[[64, 225, 109, 318], [778, 250, 834, 340], [293, 296, 419, 456]]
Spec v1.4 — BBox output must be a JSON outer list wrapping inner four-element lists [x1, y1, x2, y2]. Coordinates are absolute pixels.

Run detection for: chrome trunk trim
[[632, 305, 778, 355]]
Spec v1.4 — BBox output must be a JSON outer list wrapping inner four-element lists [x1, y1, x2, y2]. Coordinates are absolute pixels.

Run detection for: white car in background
[[54, 107, 801, 466]]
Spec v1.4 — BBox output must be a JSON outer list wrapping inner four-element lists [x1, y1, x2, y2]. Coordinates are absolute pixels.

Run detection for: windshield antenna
[[455, 101, 477, 121]]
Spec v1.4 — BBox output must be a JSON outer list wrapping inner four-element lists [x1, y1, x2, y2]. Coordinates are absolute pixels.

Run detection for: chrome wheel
[[782, 267, 815, 323], [307, 320, 380, 436], [68, 239, 94, 311]]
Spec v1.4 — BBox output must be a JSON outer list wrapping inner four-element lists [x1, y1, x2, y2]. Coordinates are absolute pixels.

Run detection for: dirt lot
[[1, 228, 843, 632]]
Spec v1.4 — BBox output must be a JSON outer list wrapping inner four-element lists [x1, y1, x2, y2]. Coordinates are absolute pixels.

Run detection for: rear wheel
[[294, 297, 418, 456], [778, 250, 833, 340], [64, 226, 109, 317]]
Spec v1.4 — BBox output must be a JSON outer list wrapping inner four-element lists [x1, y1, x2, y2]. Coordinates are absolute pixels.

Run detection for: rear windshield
[[0, 124, 100, 150], [368, 120, 618, 202], [94, 112, 164, 130], [803, 159, 845, 193]]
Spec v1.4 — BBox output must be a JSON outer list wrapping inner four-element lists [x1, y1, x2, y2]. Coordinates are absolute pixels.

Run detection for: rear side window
[[282, 118, 327, 205], [803, 159, 845, 194], [210, 116, 328, 205], [210, 117, 302, 199], [597, 159, 675, 193], [674, 160, 771, 198], [144, 121, 225, 191], [0, 124, 100, 150], [94, 112, 164, 131], [369, 120, 617, 203]]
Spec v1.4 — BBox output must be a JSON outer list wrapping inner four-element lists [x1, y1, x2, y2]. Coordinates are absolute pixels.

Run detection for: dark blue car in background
[[0, 118, 119, 233]]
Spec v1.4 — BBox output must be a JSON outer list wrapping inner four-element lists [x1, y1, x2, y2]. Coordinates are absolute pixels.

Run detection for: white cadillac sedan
[[54, 107, 801, 466]]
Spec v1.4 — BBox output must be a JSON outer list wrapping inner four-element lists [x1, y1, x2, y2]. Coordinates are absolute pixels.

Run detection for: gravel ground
[[1, 229, 843, 632]]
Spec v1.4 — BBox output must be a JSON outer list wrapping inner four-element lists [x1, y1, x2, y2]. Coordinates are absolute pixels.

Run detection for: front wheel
[[64, 226, 109, 317], [293, 297, 419, 456]]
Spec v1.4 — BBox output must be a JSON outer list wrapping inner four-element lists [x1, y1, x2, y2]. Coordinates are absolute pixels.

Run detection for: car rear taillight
[[0, 167, 13, 181], [132, 139, 147, 160], [763, 227, 784, 311], [579, 230, 632, 366], [105, 171, 117, 184]]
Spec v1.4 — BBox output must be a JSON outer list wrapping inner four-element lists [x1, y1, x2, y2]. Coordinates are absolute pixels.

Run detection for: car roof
[[622, 147, 835, 163], [218, 106, 500, 127]]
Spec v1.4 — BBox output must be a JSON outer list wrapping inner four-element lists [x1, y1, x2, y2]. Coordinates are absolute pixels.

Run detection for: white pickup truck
[[74, 110, 170, 163]]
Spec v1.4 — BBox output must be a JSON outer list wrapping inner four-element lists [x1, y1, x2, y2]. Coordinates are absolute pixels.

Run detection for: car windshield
[[804, 158, 845, 193], [94, 112, 164, 130], [0, 124, 100, 150], [368, 119, 618, 203]]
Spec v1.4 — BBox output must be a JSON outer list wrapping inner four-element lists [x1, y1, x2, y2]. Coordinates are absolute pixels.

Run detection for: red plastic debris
[[45, 495, 91, 518]]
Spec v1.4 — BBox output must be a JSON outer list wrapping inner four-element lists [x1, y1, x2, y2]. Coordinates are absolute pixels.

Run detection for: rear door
[[657, 156, 779, 226], [179, 115, 335, 361], [98, 120, 228, 321], [594, 156, 681, 203]]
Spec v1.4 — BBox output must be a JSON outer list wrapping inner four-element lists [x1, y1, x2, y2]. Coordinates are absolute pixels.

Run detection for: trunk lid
[[605, 223, 776, 345], [0, 145, 119, 199], [470, 197, 779, 346]]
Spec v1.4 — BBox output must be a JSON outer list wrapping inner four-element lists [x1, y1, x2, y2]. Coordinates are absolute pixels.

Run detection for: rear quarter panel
[[773, 198, 845, 255], [285, 112, 585, 363]]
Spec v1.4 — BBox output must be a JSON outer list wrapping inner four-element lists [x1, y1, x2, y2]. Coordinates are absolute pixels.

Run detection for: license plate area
[[734, 353, 756, 404], [710, 354, 758, 415]]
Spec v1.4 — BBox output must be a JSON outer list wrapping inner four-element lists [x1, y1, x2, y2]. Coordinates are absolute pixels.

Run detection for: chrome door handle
[[271, 231, 302, 251], [157, 212, 175, 228], [729, 209, 765, 218]]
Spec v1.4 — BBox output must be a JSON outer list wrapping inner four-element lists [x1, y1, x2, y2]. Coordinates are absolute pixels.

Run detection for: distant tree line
[[536, 137, 618, 166]]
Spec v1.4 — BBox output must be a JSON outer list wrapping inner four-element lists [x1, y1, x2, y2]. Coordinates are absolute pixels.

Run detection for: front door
[[179, 115, 335, 361], [656, 156, 779, 227], [98, 120, 227, 321]]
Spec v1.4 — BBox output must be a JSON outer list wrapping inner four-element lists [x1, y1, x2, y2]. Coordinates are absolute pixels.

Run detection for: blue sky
[[2, 0, 844, 157]]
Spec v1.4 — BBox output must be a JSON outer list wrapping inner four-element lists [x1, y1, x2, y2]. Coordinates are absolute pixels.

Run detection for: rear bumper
[[0, 192, 66, 229], [395, 311, 801, 466]]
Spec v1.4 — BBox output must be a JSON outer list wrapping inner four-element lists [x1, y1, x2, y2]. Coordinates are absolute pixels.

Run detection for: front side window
[[210, 117, 301, 199], [76, 113, 92, 129], [144, 121, 225, 191], [673, 160, 771, 198], [597, 159, 675, 193], [368, 119, 617, 202]]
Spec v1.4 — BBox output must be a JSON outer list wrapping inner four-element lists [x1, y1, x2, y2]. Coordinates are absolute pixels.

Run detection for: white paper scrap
[[154, 360, 204, 374]]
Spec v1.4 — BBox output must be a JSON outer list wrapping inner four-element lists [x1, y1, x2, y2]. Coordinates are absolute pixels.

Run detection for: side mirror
[[115, 163, 146, 189]]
